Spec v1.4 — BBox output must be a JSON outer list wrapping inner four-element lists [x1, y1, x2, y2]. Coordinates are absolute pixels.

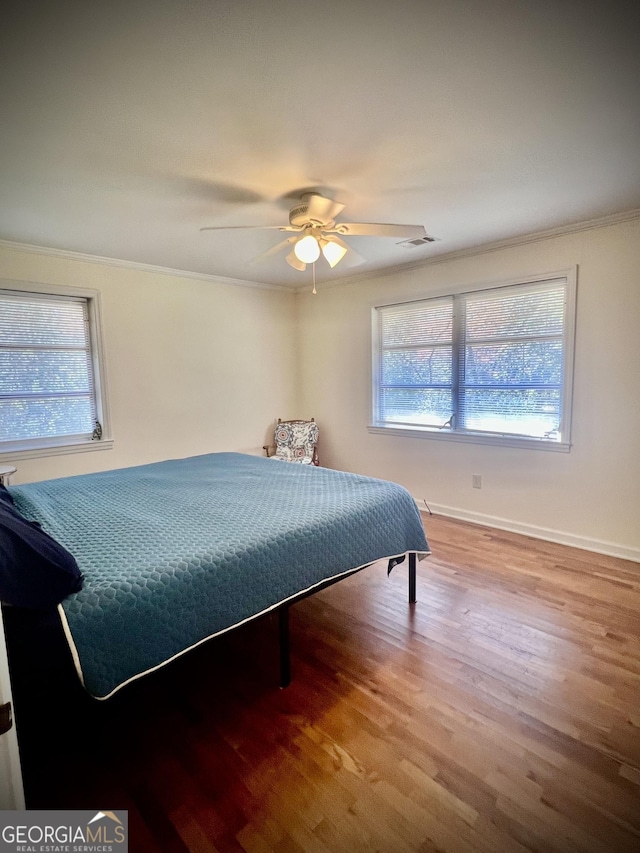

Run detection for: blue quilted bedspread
[[10, 453, 429, 699]]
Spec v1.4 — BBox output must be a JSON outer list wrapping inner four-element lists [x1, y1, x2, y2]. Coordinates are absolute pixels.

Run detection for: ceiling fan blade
[[250, 236, 298, 265], [200, 224, 300, 232], [175, 178, 268, 205], [285, 250, 306, 272], [199, 182, 268, 205], [340, 250, 366, 269], [330, 222, 426, 239], [305, 194, 346, 225]]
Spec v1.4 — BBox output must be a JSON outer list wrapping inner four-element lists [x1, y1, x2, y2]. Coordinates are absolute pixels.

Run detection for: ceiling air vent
[[397, 234, 439, 248]]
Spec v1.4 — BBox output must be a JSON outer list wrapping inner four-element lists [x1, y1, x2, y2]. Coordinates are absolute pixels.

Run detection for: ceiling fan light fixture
[[321, 239, 348, 268], [294, 232, 320, 264]]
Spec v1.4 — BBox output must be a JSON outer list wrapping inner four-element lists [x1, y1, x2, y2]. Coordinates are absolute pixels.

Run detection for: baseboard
[[416, 500, 640, 564]]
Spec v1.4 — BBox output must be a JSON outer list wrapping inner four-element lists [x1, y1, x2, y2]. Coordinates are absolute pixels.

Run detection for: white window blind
[[0, 289, 99, 451], [378, 297, 454, 428], [459, 282, 565, 438], [373, 274, 575, 448]]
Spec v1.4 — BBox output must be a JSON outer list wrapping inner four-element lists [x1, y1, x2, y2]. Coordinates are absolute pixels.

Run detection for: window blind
[[374, 276, 570, 443], [0, 290, 97, 449], [459, 281, 566, 438], [377, 297, 453, 427]]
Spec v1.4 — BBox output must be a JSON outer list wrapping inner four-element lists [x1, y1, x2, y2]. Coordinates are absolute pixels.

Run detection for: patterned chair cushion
[[274, 420, 319, 464]]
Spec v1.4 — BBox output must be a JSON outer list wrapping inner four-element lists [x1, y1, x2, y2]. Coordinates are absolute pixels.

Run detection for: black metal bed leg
[[279, 605, 291, 688], [409, 552, 417, 604]]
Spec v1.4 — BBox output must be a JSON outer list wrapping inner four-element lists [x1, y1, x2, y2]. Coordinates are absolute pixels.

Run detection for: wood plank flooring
[[14, 514, 640, 852]]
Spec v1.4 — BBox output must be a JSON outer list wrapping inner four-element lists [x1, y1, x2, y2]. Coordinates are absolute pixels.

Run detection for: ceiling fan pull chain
[[312, 262, 317, 295]]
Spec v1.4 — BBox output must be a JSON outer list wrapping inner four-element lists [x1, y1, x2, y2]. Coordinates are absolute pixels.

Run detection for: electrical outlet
[[472, 474, 482, 489]]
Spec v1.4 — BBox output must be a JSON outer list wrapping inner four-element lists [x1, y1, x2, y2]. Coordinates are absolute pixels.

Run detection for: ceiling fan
[[200, 192, 427, 272]]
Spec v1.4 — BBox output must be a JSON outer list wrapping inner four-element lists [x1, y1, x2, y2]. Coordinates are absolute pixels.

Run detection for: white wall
[[2, 218, 639, 560], [296, 216, 640, 560], [0, 245, 297, 484]]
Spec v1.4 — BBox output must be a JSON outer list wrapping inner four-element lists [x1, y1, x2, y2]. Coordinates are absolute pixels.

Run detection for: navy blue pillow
[[0, 484, 83, 609]]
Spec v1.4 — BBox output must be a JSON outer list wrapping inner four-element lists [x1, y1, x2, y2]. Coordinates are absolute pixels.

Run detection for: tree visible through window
[[372, 273, 575, 448]]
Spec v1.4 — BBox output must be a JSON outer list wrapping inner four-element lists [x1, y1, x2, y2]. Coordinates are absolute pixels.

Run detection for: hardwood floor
[[15, 514, 640, 852]]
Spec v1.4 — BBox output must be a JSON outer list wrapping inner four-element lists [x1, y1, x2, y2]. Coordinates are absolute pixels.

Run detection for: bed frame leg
[[409, 552, 417, 604], [279, 605, 291, 688]]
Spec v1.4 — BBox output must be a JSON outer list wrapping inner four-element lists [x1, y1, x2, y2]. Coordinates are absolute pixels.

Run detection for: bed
[[4, 452, 430, 700]]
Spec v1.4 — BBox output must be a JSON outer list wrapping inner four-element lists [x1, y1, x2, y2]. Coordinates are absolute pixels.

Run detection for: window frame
[[370, 268, 577, 452], [0, 279, 113, 461]]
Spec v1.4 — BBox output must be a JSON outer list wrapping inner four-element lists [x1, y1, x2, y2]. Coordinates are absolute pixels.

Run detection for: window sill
[[0, 438, 114, 463], [368, 424, 571, 452]]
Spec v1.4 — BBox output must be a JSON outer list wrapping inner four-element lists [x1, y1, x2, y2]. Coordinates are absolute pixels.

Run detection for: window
[[0, 282, 111, 458], [371, 271, 576, 450]]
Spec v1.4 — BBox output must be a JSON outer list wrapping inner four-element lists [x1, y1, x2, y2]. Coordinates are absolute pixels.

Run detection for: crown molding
[[0, 238, 291, 293], [293, 207, 640, 293]]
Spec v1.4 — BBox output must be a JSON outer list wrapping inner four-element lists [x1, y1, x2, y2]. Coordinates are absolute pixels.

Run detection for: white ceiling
[[1, 0, 639, 289]]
